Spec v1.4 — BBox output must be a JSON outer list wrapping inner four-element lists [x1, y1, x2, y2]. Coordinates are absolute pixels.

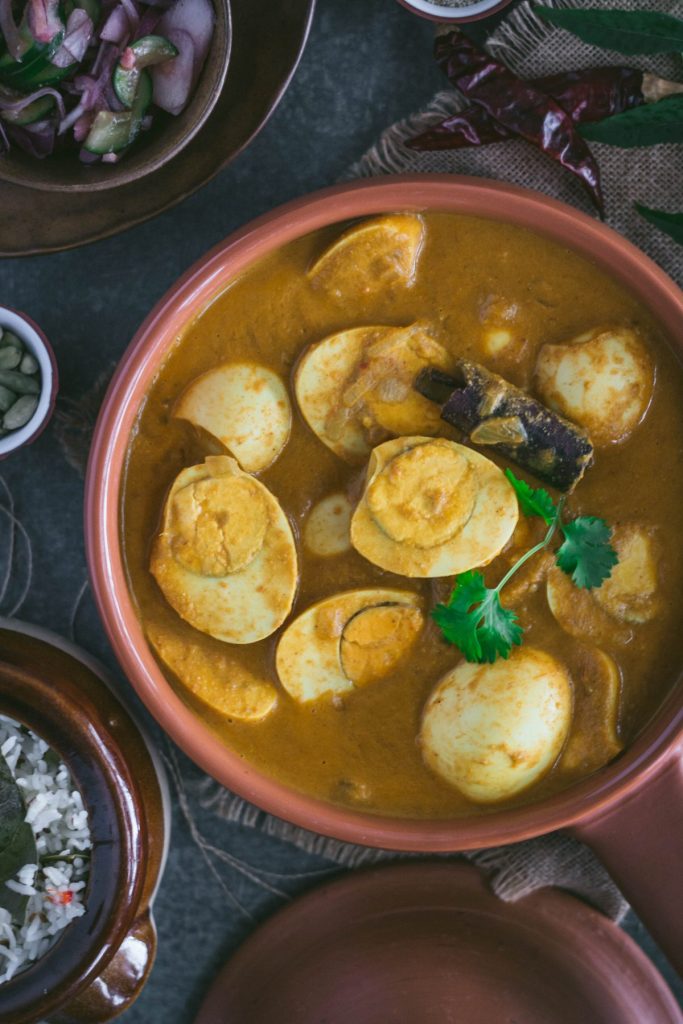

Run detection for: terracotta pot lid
[[194, 862, 682, 1024]]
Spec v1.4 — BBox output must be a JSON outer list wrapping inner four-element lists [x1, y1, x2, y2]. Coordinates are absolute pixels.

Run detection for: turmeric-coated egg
[[420, 649, 572, 803]]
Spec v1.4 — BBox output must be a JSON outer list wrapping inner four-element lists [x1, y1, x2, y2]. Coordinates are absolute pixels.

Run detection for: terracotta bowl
[[0, 0, 231, 193], [84, 175, 683, 973], [0, 620, 170, 1024]]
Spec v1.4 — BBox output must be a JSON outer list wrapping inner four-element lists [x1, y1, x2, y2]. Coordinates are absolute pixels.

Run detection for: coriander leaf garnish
[[433, 471, 618, 663], [505, 468, 556, 524], [432, 571, 522, 664], [556, 516, 618, 590]]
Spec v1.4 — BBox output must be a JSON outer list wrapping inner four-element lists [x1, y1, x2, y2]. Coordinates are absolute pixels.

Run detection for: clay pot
[[0, 621, 169, 1024], [84, 176, 683, 974]]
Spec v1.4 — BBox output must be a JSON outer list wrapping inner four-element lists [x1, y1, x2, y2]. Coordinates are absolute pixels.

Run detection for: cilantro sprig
[[432, 470, 618, 664]]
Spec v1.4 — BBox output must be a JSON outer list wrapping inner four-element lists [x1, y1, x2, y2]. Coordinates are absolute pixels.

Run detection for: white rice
[[0, 715, 91, 984]]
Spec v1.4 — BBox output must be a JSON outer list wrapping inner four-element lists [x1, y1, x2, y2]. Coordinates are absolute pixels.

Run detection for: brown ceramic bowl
[[0, 0, 231, 193], [0, 619, 170, 1024], [84, 175, 683, 973]]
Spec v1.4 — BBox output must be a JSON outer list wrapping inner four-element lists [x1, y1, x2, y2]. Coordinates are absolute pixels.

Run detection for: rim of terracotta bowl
[[85, 175, 683, 853], [0, 0, 231, 193], [0, 307, 58, 460], [394, 0, 514, 22]]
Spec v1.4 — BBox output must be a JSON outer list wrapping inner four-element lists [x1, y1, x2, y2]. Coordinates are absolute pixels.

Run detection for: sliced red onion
[[151, 27, 193, 115], [0, 85, 65, 120], [119, 0, 139, 34], [73, 109, 95, 141], [101, 151, 119, 162], [51, 9, 94, 67], [79, 146, 101, 162], [157, 0, 212, 85], [27, 0, 63, 44], [134, 5, 161, 38], [0, 0, 26, 61], [9, 119, 56, 158], [60, 39, 119, 133], [100, 3, 128, 42], [0, 120, 9, 155]]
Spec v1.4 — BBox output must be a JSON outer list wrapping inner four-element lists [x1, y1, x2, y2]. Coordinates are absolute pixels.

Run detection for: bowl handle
[[54, 911, 157, 1023], [572, 745, 683, 977]]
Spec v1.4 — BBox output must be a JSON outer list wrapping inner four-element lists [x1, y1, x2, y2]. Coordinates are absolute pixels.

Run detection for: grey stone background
[[1, 0, 681, 1019]]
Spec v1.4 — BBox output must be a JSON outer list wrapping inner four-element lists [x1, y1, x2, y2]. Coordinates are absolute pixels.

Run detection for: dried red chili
[[46, 887, 74, 905], [432, 30, 604, 214], [409, 66, 645, 151]]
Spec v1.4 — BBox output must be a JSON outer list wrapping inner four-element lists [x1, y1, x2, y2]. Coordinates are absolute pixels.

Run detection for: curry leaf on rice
[[0, 750, 37, 925]]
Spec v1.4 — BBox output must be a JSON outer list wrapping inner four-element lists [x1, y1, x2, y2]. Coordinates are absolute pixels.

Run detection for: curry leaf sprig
[[432, 470, 618, 664]]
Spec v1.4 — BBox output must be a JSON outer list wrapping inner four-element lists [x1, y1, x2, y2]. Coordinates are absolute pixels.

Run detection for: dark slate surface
[[0, 0, 681, 1020]]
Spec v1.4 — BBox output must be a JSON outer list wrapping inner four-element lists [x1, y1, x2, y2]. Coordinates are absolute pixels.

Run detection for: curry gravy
[[121, 213, 683, 818]]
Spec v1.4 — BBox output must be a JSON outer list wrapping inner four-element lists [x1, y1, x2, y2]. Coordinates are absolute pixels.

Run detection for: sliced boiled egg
[[303, 493, 353, 557], [308, 214, 425, 297], [350, 436, 518, 577], [534, 327, 654, 445], [147, 622, 277, 722], [560, 645, 622, 774], [420, 648, 572, 803], [294, 324, 454, 464], [547, 523, 659, 643], [150, 455, 298, 644], [593, 524, 660, 624], [174, 362, 291, 472], [276, 588, 423, 703]]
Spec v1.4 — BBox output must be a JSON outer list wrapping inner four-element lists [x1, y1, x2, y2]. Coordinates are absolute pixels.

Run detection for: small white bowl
[[395, 0, 513, 22], [0, 306, 58, 460]]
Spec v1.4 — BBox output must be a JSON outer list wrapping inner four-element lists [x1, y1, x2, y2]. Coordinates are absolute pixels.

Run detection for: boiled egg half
[[294, 324, 454, 464], [350, 436, 518, 577], [308, 214, 425, 297], [276, 588, 424, 703], [535, 327, 654, 446], [420, 648, 572, 803], [175, 361, 291, 472], [150, 455, 298, 644]]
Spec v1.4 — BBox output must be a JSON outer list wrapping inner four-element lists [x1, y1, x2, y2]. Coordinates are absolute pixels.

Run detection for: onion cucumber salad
[[0, 0, 214, 162]]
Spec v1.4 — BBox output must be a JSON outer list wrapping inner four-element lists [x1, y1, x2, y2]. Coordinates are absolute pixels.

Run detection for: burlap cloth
[[350, 0, 683, 285], [9, 0, 683, 925]]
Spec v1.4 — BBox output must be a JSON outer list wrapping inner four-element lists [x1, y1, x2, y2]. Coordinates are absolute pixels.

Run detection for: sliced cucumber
[[84, 70, 152, 153], [0, 92, 56, 125], [0, 36, 74, 89], [112, 35, 177, 109], [0, 12, 67, 88], [8, 57, 74, 88], [83, 110, 133, 154]]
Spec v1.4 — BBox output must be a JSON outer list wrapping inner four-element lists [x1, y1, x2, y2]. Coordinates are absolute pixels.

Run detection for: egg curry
[[121, 212, 683, 818]]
